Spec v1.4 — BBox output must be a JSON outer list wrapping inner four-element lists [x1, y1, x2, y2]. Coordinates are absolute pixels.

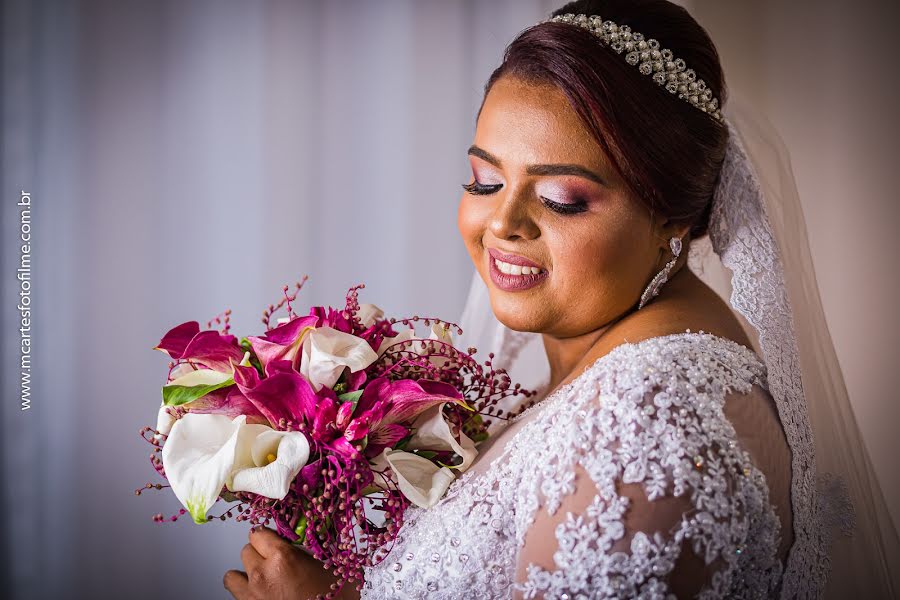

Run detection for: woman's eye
[[461, 180, 502, 195], [541, 197, 588, 215], [462, 180, 588, 215]]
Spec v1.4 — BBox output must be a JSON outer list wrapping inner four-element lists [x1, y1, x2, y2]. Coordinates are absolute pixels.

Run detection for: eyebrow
[[467, 144, 608, 187]]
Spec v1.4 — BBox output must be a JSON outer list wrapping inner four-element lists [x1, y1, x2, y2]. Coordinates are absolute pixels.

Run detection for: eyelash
[[461, 181, 501, 196], [461, 181, 588, 215]]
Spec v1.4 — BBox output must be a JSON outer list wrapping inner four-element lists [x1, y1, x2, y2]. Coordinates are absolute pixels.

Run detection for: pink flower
[[155, 322, 260, 428], [246, 314, 318, 372], [233, 360, 324, 428], [344, 377, 469, 458], [155, 321, 244, 373]]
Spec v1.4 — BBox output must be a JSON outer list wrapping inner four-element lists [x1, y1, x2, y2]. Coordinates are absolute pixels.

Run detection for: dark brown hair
[[479, 0, 728, 239]]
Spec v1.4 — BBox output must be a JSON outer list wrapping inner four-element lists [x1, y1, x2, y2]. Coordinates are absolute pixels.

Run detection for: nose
[[488, 187, 540, 241]]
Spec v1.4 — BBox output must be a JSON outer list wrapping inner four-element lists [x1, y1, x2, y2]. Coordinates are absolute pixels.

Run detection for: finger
[[223, 569, 249, 599], [249, 526, 289, 558], [240, 542, 264, 574]]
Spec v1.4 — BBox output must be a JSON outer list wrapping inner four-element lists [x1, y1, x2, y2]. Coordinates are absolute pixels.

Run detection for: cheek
[[457, 195, 490, 258], [550, 213, 652, 288]]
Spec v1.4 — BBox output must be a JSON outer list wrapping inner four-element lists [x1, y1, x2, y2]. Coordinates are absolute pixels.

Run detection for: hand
[[223, 527, 359, 600]]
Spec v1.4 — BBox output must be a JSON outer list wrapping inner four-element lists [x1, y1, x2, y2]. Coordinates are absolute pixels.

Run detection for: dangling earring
[[638, 236, 682, 310]]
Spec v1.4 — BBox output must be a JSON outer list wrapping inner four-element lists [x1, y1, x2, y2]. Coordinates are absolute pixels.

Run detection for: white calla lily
[[376, 324, 455, 367], [161, 413, 311, 524], [356, 303, 385, 328], [155, 404, 176, 438], [166, 367, 233, 388], [428, 322, 454, 344], [299, 326, 379, 391], [424, 323, 455, 367], [168, 361, 197, 380], [155, 352, 252, 437], [406, 402, 478, 471], [162, 413, 253, 524], [229, 429, 311, 499], [371, 448, 457, 509], [163, 350, 251, 389], [376, 327, 416, 357]]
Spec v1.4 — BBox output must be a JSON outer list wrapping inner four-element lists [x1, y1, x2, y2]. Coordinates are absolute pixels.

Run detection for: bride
[[223, 1, 899, 598]]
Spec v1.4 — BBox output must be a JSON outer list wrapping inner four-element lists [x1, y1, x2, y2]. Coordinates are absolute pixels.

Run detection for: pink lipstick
[[487, 248, 549, 292]]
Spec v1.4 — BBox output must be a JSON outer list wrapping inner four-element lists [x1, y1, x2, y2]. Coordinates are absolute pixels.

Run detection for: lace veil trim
[[708, 118, 846, 598]]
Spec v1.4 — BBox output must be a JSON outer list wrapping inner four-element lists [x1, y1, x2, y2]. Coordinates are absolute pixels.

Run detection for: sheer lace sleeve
[[359, 333, 787, 600], [510, 334, 785, 599]]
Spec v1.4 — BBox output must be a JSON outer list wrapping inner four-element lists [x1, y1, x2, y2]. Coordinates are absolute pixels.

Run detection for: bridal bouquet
[[137, 279, 533, 596]]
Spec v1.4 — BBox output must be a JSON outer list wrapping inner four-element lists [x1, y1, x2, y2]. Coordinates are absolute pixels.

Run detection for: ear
[[652, 216, 692, 249]]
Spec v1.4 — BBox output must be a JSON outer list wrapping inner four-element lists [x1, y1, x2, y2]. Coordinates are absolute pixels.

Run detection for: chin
[[487, 291, 547, 334]]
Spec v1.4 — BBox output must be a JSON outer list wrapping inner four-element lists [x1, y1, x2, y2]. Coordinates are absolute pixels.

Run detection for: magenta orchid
[[246, 314, 318, 371]]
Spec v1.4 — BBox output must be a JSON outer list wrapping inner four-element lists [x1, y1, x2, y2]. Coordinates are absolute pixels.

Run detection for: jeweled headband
[[545, 13, 723, 122]]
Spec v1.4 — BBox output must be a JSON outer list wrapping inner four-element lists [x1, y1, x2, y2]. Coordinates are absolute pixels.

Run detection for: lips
[[486, 247, 544, 269], [486, 247, 549, 292]]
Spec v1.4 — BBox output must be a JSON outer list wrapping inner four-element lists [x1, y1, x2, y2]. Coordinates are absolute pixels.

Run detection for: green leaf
[[337, 389, 364, 420], [239, 338, 265, 377], [359, 483, 382, 496], [162, 378, 235, 407], [338, 390, 362, 414], [249, 356, 264, 378], [470, 430, 489, 443], [438, 454, 465, 469], [338, 389, 363, 403], [393, 433, 413, 451], [292, 515, 308, 544], [220, 490, 240, 503], [465, 412, 489, 443]]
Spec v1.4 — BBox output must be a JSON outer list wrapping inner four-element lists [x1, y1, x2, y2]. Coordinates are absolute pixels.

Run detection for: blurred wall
[[1, 1, 897, 598], [0, 1, 561, 598]]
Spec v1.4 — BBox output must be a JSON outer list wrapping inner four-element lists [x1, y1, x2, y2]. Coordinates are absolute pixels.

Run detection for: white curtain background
[[1, 1, 897, 598]]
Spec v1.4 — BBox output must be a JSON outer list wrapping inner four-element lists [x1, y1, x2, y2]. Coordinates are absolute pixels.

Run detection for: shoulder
[[582, 331, 765, 471], [517, 330, 766, 504], [586, 266, 757, 361], [564, 267, 766, 398], [512, 337, 784, 599], [578, 330, 766, 400]]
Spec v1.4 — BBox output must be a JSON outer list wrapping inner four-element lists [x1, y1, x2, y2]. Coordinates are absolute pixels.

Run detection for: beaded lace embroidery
[[361, 332, 784, 599]]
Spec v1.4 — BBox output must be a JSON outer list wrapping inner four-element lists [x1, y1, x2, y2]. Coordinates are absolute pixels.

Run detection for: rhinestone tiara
[[545, 13, 723, 122]]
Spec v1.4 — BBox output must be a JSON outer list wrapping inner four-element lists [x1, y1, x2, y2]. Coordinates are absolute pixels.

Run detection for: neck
[[540, 260, 692, 394], [540, 324, 614, 394]]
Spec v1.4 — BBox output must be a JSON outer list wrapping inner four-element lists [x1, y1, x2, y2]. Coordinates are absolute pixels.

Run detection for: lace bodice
[[361, 332, 785, 599]]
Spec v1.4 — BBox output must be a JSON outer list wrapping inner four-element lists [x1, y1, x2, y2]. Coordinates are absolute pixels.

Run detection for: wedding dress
[[362, 332, 782, 599], [360, 100, 900, 598]]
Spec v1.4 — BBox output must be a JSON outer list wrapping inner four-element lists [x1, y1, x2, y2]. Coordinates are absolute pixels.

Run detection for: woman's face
[[458, 75, 666, 338]]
